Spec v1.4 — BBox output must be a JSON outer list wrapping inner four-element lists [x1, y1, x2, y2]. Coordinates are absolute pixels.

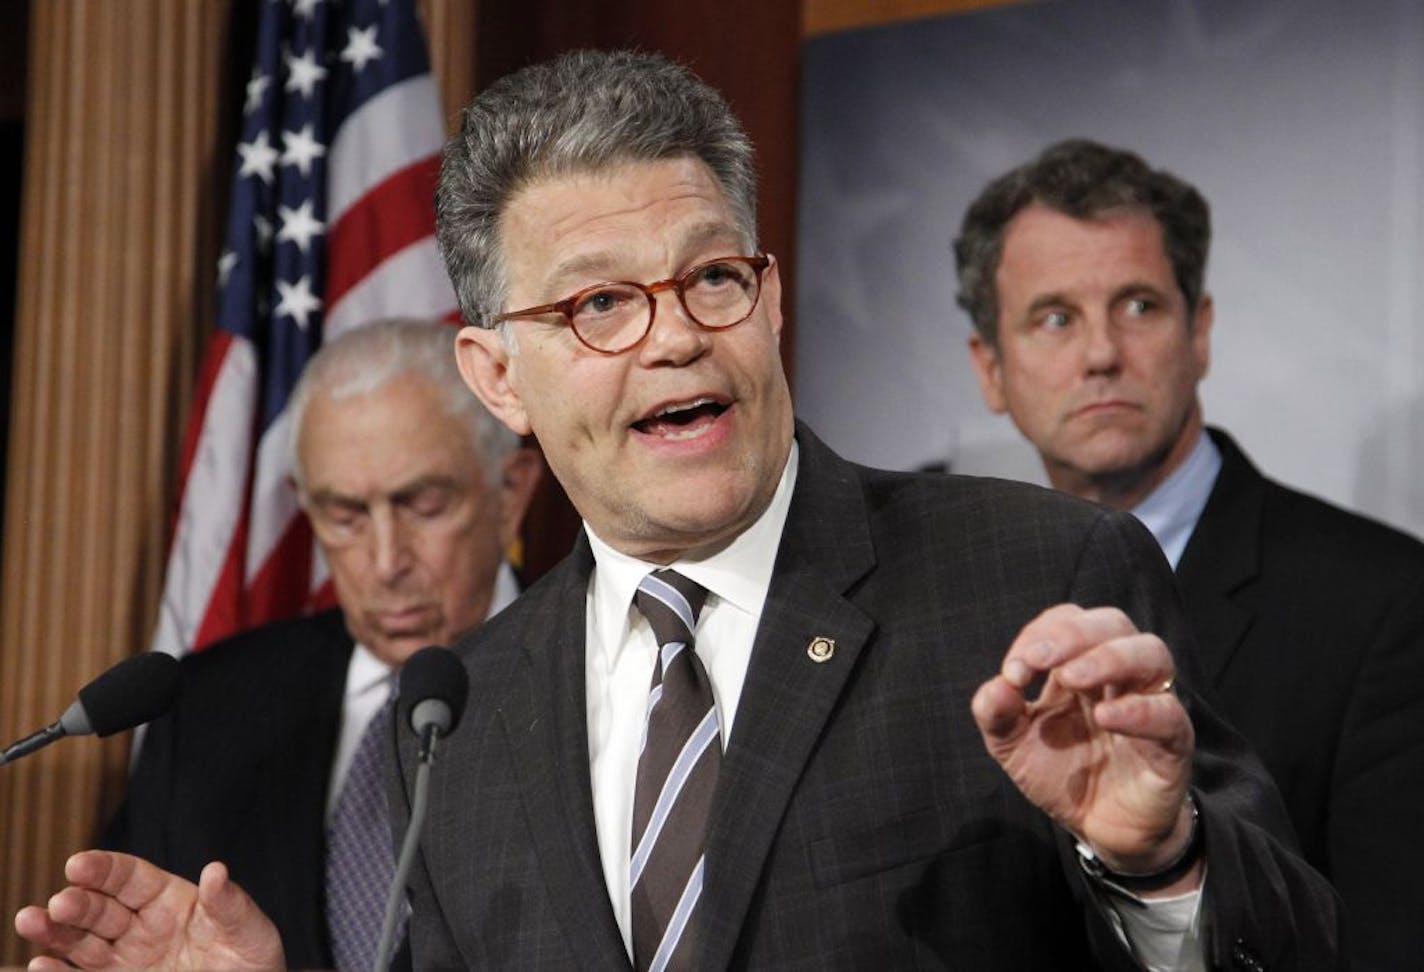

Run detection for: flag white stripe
[[323, 237, 457, 339], [149, 338, 258, 656], [244, 406, 300, 581], [327, 74, 445, 225]]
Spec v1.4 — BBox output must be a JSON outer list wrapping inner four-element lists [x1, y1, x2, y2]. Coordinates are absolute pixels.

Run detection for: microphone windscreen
[[76, 652, 180, 737], [401, 646, 468, 736]]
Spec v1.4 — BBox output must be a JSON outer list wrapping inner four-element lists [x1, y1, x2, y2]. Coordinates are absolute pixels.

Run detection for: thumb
[[196, 862, 285, 968], [971, 674, 1028, 745], [196, 862, 242, 921]]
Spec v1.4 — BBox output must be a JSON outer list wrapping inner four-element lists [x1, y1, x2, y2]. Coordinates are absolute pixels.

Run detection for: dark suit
[[1176, 427, 1424, 969], [393, 426, 1340, 970], [105, 609, 353, 971]]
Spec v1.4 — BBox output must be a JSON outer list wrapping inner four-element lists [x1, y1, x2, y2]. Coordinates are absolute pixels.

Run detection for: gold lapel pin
[[806, 636, 835, 663]]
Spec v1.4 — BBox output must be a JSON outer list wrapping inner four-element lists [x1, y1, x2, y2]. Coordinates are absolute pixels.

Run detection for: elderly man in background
[[102, 318, 542, 971], [20, 55, 1341, 972], [958, 138, 1424, 969]]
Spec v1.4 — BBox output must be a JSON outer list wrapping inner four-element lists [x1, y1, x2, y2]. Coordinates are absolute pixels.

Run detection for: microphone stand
[[372, 725, 440, 972], [0, 722, 67, 765]]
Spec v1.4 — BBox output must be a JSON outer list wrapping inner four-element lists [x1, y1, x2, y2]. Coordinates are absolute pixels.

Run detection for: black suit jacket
[[105, 609, 353, 971], [394, 426, 1340, 970], [1176, 428, 1424, 969]]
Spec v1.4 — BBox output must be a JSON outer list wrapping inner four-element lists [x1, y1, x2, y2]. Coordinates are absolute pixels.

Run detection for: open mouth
[[632, 397, 729, 438]]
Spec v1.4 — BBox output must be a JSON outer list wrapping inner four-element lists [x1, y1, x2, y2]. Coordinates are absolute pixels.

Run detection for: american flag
[[150, 0, 457, 657]]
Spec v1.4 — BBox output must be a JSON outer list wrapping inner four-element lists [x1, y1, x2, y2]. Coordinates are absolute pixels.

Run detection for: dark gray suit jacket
[[394, 426, 1341, 970], [105, 609, 352, 971], [1176, 428, 1424, 970]]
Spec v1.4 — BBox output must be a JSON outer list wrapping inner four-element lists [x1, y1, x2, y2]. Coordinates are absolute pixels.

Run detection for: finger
[[28, 959, 79, 972], [1055, 632, 1174, 695], [1093, 689, 1195, 752], [51, 884, 150, 943], [1004, 605, 1138, 679], [971, 674, 1030, 743], [15, 904, 121, 971], [66, 851, 171, 914], [14, 905, 65, 947]]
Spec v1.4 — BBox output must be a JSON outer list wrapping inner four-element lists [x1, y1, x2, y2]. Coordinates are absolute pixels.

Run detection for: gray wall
[[796, 0, 1424, 537]]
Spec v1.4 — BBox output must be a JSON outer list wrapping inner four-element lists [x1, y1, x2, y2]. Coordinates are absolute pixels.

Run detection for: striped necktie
[[630, 569, 719, 972]]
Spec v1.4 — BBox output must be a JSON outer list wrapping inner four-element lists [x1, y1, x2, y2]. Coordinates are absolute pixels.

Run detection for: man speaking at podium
[[20, 52, 1340, 971]]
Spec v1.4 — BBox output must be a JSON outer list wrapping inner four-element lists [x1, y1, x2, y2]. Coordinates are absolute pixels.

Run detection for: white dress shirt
[[325, 560, 521, 819]]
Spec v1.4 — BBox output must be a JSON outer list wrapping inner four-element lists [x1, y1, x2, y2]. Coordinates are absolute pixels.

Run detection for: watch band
[[1076, 793, 1203, 895]]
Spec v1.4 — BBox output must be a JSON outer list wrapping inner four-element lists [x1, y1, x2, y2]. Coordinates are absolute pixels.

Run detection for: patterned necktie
[[325, 686, 400, 972], [630, 569, 719, 972]]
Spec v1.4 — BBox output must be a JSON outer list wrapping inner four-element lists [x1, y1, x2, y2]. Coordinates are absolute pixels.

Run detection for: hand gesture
[[15, 851, 285, 971], [971, 604, 1198, 882]]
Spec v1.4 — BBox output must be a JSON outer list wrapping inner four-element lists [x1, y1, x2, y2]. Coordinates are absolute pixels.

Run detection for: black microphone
[[374, 646, 468, 972], [0, 652, 180, 765], [402, 645, 469, 762]]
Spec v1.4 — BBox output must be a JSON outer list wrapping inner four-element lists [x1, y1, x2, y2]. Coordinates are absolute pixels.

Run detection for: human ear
[[967, 332, 1008, 414], [1190, 294, 1213, 381], [761, 254, 785, 341], [456, 325, 532, 436]]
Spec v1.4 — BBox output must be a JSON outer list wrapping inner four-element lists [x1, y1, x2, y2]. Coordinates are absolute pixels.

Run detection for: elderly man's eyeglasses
[[493, 254, 771, 355]]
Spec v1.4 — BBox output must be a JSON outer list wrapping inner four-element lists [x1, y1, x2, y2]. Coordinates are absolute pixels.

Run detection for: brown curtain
[[0, 1, 235, 962]]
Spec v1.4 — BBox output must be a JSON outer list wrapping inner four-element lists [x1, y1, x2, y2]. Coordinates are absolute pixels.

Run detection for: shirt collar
[[488, 560, 520, 618], [586, 440, 800, 667], [1131, 429, 1222, 569], [345, 642, 396, 701]]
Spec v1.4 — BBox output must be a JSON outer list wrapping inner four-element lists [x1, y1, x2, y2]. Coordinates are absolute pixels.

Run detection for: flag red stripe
[[325, 154, 441, 308], [192, 524, 248, 652], [245, 515, 316, 626]]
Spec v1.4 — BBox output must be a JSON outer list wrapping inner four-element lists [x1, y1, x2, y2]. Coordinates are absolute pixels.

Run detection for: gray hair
[[954, 138, 1212, 346], [288, 318, 520, 491], [436, 48, 758, 329]]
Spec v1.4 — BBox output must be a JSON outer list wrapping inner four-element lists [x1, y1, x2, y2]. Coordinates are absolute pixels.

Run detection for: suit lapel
[[1175, 429, 1264, 687], [497, 539, 631, 967], [700, 426, 877, 969]]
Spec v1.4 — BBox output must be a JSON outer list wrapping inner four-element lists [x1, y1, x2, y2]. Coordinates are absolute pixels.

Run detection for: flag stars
[[341, 25, 383, 72], [244, 69, 270, 115], [275, 275, 322, 330], [237, 131, 279, 184], [217, 250, 239, 287], [253, 214, 274, 252], [281, 124, 327, 176], [277, 200, 325, 253], [291, 0, 324, 21], [284, 47, 328, 98]]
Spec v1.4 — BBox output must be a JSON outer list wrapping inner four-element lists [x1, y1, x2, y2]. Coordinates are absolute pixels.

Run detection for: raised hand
[[15, 851, 285, 971], [971, 604, 1198, 884]]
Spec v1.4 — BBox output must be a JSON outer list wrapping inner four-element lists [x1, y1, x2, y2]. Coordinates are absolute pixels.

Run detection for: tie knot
[[635, 569, 708, 649]]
